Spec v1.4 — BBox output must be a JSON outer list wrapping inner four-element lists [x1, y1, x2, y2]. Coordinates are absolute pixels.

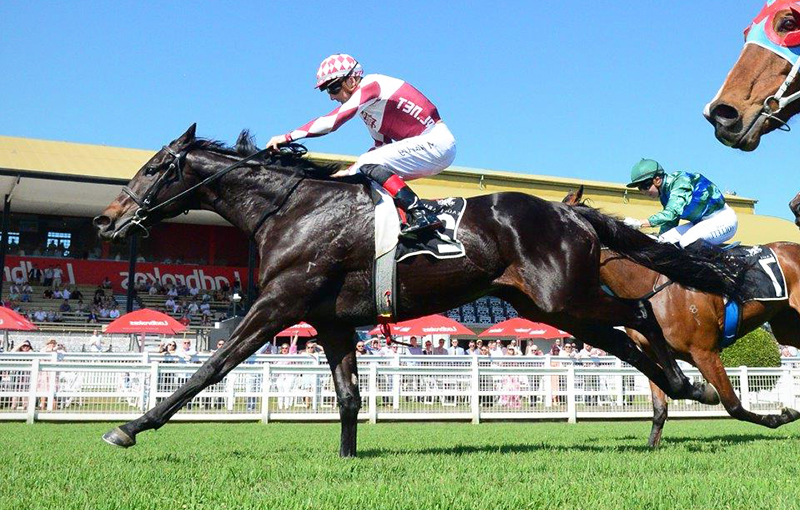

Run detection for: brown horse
[[564, 186, 800, 447], [704, 1, 800, 223], [95, 125, 747, 457]]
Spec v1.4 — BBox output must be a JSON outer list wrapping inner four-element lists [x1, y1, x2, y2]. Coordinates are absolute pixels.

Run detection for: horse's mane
[[188, 130, 339, 178]]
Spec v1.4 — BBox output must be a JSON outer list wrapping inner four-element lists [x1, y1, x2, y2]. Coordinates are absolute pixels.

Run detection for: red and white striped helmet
[[314, 53, 363, 89]]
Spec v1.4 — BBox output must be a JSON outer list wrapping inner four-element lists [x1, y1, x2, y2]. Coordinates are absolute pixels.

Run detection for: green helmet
[[627, 158, 664, 187]]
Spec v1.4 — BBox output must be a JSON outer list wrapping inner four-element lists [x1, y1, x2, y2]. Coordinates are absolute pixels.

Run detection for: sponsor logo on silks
[[128, 320, 170, 326], [745, 0, 800, 64]]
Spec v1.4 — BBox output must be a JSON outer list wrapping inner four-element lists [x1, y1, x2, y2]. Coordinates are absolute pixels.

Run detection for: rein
[[600, 250, 674, 300]]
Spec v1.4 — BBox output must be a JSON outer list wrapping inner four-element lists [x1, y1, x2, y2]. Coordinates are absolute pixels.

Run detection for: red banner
[[3, 256, 247, 292]]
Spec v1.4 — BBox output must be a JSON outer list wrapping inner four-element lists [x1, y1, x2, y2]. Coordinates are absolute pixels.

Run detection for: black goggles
[[321, 60, 359, 94], [637, 179, 654, 191]]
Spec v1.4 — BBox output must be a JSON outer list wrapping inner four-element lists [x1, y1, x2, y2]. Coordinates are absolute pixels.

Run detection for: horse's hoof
[[102, 427, 136, 448], [694, 381, 720, 406], [782, 407, 800, 421]]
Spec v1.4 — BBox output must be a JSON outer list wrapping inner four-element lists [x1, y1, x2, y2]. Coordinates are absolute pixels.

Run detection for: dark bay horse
[[95, 125, 747, 457], [703, 1, 800, 224], [564, 187, 800, 447]]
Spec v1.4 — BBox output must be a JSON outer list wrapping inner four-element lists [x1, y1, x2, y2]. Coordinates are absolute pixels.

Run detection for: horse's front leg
[[102, 276, 310, 448], [692, 349, 800, 429], [318, 328, 360, 457]]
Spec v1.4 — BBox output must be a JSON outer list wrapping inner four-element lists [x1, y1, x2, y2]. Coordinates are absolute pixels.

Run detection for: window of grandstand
[[46, 231, 71, 256], [4, 232, 19, 245]]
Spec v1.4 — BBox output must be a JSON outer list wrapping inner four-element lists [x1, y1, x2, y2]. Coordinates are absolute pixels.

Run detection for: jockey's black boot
[[394, 186, 443, 240]]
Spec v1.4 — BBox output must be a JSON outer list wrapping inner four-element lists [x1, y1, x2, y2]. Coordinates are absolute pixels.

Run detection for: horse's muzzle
[[94, 213, 136, 242]]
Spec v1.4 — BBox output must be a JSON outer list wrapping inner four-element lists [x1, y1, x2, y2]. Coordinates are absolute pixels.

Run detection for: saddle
[[370, 184, 468, 322]]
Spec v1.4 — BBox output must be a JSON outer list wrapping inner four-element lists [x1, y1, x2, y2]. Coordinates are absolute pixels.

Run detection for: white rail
[[0, 355, 797, 423]]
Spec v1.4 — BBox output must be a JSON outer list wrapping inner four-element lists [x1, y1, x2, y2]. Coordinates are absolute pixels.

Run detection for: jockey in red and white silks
[[267, 54, 456, 239]]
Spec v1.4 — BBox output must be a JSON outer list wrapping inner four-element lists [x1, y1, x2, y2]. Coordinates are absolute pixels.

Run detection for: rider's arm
[[646, 174, 693, 230], [283, 81, 382, 143]]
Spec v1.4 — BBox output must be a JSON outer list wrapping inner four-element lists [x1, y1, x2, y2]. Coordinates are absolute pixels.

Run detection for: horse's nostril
[[709, 103, 741, 128], [93, 215, 111, 228]]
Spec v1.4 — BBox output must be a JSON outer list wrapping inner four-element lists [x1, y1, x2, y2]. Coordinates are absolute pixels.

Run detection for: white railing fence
[[1, 354, 798, 423]]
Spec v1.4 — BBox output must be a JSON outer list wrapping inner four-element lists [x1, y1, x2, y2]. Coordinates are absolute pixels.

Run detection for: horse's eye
[[144, 167, 158, 176], [779, 17, 798, 32]]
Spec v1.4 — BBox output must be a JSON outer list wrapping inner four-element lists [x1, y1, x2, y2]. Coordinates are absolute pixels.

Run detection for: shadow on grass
[[660, 433, 794, 448], [359, 433, 796, 458], [358, 442, 652, 458]]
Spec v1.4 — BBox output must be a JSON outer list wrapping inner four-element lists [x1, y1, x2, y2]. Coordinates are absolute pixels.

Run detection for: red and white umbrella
[[369, 314, 474, 337], [479, 318, 569, 339], [0, 307, 37, 331], [104, 308, 187, 335], [275, 322, 317, 337]]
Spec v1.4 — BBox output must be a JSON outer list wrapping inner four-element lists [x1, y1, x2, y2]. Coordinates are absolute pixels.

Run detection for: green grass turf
[[1, 420, 799, 510]]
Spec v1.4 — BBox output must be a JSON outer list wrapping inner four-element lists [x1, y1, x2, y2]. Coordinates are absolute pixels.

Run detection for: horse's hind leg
[[692, 348, 800, 428], [563, 292, 719, 405], [648, 381, 668, 448], [317, 327, 361, 458]]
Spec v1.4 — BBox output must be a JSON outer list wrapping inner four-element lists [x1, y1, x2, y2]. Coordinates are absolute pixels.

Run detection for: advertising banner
[[4, 256, 246, 292]]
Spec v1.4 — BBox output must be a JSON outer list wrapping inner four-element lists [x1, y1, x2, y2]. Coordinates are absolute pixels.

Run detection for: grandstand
[[8, 279, 232, 333], [445, 296, 518, 326]]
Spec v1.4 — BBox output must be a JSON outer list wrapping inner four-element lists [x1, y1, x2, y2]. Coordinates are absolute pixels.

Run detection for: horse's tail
[[572, 204, 747, 300]]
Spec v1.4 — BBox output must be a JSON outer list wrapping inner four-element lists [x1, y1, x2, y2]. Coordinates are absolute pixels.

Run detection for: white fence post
[[544, 355, 553, 407], [780, 365, 795, 410], [147, 361, 159, 411], [615, 358, 624, 406], [369, 362, 378, 424], [567, 365, 576, 424], [739, 366, 750, 411], [392, 355, 401, 410], [471, 355, 480, 424], [261, 364, 271, 424], [27, 360, 39, 424]]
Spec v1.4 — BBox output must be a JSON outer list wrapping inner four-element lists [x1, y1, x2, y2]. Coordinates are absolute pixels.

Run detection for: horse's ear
[[176, 123, 197, 146], [576, 185, 584, 202], [791, 5, 800, 23]]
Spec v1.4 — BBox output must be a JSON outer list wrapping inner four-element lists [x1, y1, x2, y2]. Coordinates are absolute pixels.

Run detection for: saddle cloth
[[727, 244, 788, 302], [373, 185, 467, 262]]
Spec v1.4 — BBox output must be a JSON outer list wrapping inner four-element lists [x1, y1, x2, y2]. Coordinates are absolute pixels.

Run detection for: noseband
[[759, 55, 800, 131]]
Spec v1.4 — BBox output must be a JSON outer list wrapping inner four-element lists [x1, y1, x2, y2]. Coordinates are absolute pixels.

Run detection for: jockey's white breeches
[[350, 121, 456, 180], [658, 204, 738, 248]]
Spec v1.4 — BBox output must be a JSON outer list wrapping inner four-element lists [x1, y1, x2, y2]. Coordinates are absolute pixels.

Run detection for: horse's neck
[[199, 164, 367, 239], [599, 251, 662, 298], [195, 164, 291, 236]]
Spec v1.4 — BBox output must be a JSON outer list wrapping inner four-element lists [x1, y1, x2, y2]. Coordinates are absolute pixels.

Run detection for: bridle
[[760, 54, 800, 130], [121, 143, 304, 238]]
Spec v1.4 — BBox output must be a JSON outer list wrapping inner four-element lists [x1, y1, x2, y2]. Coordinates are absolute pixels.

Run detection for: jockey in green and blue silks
[[623, 159, 738, 248]]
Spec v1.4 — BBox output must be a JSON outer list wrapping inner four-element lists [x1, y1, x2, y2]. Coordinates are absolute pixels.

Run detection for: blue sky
[[2, 1, 797, 220]]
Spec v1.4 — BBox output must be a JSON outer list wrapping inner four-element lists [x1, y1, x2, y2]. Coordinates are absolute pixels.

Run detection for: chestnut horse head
[[705, 1, 800, 151]]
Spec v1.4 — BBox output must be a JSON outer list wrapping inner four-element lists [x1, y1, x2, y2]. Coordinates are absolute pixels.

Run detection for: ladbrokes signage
[[3, 256, 246, 292]]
